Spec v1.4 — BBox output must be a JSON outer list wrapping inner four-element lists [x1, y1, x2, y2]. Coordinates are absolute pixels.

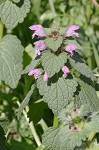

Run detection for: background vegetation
[[0, 0, 99, 149]]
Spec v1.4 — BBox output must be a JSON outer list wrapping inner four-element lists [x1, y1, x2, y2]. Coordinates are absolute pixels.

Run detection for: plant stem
[[39, 119, 48, 131], [17, 101, 41, 147], [53, 115, 58, 127], [49, 0, 56, 17], [0, 21, 4, 41], [90, 38, 99, 67]]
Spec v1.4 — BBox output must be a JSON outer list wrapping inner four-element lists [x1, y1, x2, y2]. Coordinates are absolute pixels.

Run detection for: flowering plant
[[0, 0, 99, 149], [21, 24, 99, 149]]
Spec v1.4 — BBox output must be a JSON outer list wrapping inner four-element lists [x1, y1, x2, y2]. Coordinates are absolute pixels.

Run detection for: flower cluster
[[28, 24, 79, 81]]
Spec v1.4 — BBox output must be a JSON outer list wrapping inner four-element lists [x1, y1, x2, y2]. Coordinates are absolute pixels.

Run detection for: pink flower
[[34, 41, 47, 55], [65, 44, 77, 56], [62, 66, 70, 78], [66, 25, 79, 37], [29, 25, 47, 39], [43, 72, 49, 81], [28, 69, 43, 79]]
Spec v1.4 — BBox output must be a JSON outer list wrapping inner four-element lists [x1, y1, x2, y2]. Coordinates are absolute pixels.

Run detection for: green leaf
[[25, 44, 36, 59], [42, 112, 99, 150], [0, 35, 24, 88], [28, 99, 47, 124], [37, 76, 78, 115], [87, 113, 99, 132], [45, 36, 63, 52], [7, 139, 36, 150], [41, 51, 67, 77], [0, 0, 31, 29], [23, 56, 41, 74], [78, 79, 99, 113], [42, 126, 88, 150], [0, 126, 6, 150], [70, 53, 96, 81], [17, 84, 35, 119], [59, 27, 66, 35]]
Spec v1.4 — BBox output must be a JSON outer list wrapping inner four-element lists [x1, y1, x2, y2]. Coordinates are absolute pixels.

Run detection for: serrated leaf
[[0, 35, 24, 88], [70, 53, 96, 81], [42, 126, 89, 150], [42, 112, 99, 150], [0, 0, 31, 29], [17, 84, 35, 119], [78, 79, 99, 113], [87, 113, 99, 132], [41, 51, 67, 77], [22, 56, 41, 74], [45, 36, 63, 52], [37, 76, 78, 115]]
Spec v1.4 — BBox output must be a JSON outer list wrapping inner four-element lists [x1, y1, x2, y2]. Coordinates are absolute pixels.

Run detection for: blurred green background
[[0, 0, 99, 149]]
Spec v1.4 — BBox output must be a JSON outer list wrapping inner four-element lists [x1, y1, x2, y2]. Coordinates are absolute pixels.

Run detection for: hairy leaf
[[42, 126, 88, 150], [70, 53, 96, 81], [43, 113, 99, 150], [0, 0, 31, 29], [41, 51, 67, 77], [0, 35, 24, 88], [45, 36, 63, 52], [17, 84, 35, 118], [37, 76, 78, 115], [78, 79, 99, 113]]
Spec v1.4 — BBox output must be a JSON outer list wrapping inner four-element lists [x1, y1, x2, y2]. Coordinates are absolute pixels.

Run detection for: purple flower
[[34, 41, 47, 55], [65, 44, 77, 56], [66, 25, 79, 37], [62, 66, 70, 78], [29, 25, 47, 39], [43, 72, 49, 81], [28, 69, 43, 79]]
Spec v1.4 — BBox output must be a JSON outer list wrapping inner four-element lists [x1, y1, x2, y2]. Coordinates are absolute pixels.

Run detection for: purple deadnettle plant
[[22, 23, 99, 150]]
